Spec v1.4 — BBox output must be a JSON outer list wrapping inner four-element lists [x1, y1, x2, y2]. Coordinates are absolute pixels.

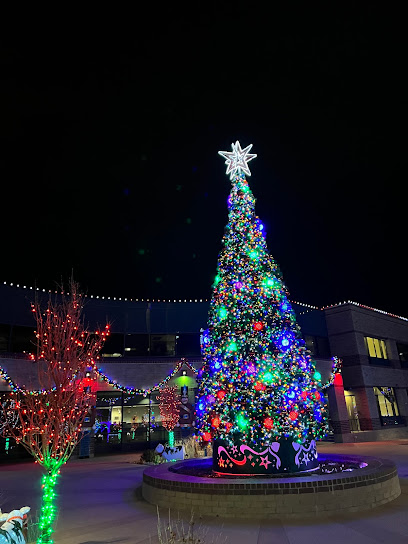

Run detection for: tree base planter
[[142, 454, 401, 519], [213, 437, 318, 475]]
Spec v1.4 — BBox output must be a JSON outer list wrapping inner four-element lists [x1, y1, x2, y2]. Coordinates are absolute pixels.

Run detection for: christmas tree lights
[[157, 385, 180, 448], [0, 280, 108, 543], [197, 142, 328, 474]]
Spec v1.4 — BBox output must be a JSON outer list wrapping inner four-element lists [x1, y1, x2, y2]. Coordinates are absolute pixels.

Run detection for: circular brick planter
[[142, 454, 401, 519]]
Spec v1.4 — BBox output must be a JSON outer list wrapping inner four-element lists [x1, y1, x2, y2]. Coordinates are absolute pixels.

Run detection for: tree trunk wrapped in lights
[[157, 385, 180, 448], [196, 141, 328, 475], [1, 280, 109, 543]]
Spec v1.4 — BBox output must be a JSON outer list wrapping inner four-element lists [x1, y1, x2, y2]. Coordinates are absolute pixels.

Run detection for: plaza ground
[[1, 441, 408, 543]]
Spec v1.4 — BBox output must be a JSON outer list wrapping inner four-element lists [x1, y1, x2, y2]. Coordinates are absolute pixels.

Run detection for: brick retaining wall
[[142, 455, 400, 518]]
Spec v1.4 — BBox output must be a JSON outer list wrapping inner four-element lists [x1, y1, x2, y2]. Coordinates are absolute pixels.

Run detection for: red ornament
[[254, 381, 265, 391], [289, 411, 298, 421], [301, 391, 308, 400], [314, 391, 321, 401], [264, 417, 274, 429], [202, 432, 212, 442], [226, 422, 233, 432], [212, 417, 221, 428], [253, 322, 264, 331], [217, 390, 226, 400]]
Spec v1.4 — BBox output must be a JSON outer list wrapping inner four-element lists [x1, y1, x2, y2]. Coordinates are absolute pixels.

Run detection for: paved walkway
[[1, 441, 408, 543]]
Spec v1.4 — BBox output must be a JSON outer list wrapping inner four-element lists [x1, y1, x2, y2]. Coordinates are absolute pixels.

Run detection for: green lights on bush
[[37, 468, 59, 544], [168, 430, 175, 448]]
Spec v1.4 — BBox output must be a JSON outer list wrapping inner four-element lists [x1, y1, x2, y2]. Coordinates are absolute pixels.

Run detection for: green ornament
[[236, 413, 248, 429], [219, 307, 228, 319], [263, 372, 273, 384]]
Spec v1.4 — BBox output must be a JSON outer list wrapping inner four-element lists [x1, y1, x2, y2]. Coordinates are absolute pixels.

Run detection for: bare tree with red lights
[[157, 385, 180, 448], [1, 280, 109, 543]]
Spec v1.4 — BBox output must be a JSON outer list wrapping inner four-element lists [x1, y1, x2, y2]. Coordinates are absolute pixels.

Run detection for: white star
[[218, 141, 257, 179]]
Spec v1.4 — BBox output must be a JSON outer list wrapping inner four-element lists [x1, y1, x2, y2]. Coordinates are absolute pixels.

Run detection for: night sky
[[1, 8, 406, 316]]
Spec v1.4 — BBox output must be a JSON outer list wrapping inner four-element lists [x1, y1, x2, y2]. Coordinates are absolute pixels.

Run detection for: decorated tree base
[[213, 437, 318, 475]]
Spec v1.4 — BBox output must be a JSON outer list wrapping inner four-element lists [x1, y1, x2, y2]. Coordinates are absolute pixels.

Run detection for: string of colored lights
[[94, 359, 198, 395], [0, 363, 57, 395], [0, 358, 198, 396], [321, 356, 343, 390], [1, 356, 341, 397]]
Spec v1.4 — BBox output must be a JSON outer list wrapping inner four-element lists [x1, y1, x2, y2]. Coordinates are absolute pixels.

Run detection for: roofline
[[322, 301, 408, 323]]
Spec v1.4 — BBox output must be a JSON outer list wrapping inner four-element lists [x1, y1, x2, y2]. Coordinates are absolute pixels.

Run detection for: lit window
[[373, 387, 399, 420], [365, 337, 387, 359]]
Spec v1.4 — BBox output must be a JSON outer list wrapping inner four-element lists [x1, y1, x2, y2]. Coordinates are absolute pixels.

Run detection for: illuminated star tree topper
[[218, 140, 257, 179]]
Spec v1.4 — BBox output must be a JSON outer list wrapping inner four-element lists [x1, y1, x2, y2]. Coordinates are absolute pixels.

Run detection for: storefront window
[[95, 391, 169, 446]]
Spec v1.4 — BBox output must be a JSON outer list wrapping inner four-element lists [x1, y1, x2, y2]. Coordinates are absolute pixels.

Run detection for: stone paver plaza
[[1, 441, 408, 543]]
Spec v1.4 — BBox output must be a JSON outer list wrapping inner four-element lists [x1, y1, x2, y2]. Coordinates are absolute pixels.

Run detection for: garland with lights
[[95, 359, 198, 395], [196, 142, 328, 475], [0, 359, 198, 397], [321, 356, 343, 390]]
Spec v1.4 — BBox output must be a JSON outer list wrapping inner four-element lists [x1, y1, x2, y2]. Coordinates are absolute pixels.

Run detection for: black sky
[[1, 7, 406, 316]]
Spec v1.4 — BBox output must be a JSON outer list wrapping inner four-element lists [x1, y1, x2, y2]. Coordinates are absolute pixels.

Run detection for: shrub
[[140, 448, 162, 464], [156, 508, 226, 544]]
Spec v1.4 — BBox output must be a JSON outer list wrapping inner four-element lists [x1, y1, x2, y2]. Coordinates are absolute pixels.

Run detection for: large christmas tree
[[197, 141, 327, 475]]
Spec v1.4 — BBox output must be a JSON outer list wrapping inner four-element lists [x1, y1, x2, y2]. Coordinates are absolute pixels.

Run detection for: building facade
[[324, 302, 408, 440]]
